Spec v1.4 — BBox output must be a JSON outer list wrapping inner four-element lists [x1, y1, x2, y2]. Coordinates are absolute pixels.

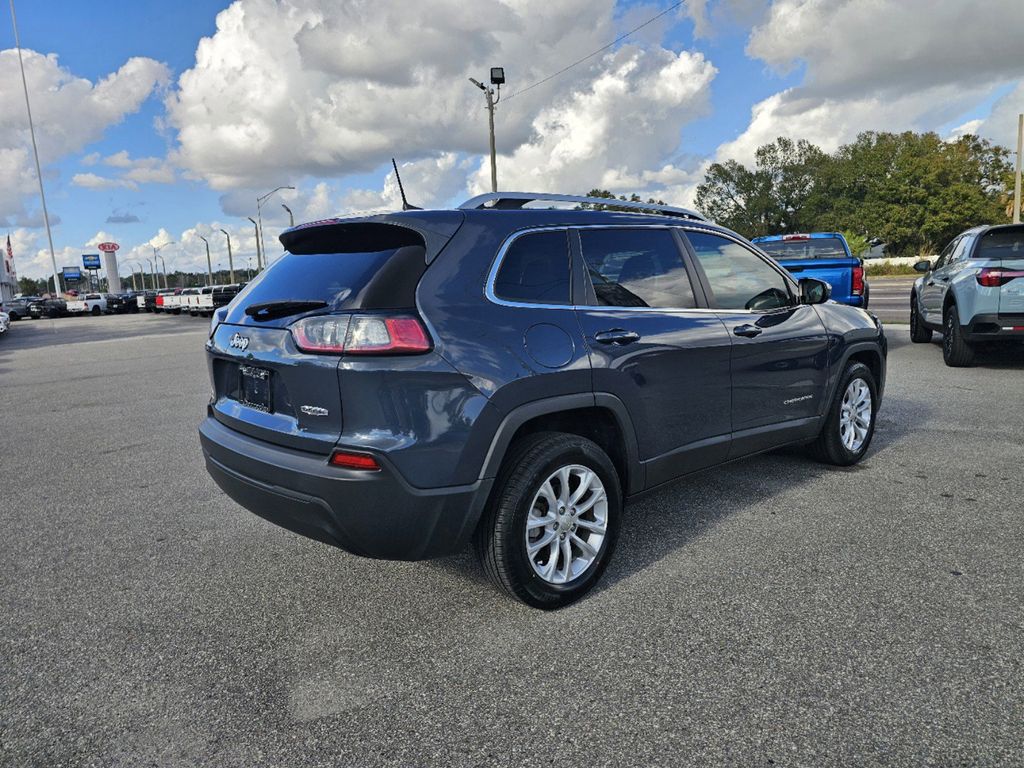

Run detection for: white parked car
[[66, 293, 108, 315], [0, 310, 10, 335]]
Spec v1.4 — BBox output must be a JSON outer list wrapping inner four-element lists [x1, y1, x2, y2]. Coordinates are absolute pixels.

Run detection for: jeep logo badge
[[229, 332, 250, 351]]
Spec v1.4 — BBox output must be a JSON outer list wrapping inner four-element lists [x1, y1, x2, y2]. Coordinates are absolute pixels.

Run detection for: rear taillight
[[290, 314, 431, 355], [977, 267, 1024, 287], [328, 450, 380, 471], [851, 265, 864, 296]]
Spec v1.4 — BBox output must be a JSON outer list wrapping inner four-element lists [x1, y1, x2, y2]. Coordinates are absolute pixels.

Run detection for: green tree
[[18, 276, 46, 295], [579, 189, 667, 212], [695, 137, 828, 237]]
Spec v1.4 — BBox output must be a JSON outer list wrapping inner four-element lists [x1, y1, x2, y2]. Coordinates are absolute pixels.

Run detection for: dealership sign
[[97, 242, 119, 253], [82, 254, 101, 269], [62, 266, 82, 281]]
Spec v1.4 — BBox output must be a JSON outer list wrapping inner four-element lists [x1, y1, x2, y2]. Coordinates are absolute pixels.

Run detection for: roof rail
[[458, 192, 707, 221]]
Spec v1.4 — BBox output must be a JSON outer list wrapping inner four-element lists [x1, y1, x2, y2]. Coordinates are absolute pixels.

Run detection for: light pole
[[130, 260, 146, 291], [145, 257, 156, 291], [152, 241, 175, 290], [247, 216, 262, 271], [198, 234, 213, 286], [256, 185, 293, 268], [282, 202, 294, 227], [219, 229, 235, 284], [469, 67, 504, 192], [1013, 112, 1023, 225], [157, 255, 169, 289], [10, 0, 61, 296]]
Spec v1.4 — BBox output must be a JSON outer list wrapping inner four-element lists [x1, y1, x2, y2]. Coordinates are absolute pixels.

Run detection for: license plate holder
[[238, 364, 272, 412]]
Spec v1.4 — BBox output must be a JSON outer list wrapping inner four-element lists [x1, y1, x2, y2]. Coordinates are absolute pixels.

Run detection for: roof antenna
[[391, 158, 421, 210]]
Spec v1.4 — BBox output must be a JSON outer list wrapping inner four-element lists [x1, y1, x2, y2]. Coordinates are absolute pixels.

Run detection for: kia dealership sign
[[97, 242, 119, 253]]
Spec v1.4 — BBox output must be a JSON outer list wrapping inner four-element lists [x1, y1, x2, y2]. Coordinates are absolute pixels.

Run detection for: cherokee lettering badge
[[229, 332, 250, 351]]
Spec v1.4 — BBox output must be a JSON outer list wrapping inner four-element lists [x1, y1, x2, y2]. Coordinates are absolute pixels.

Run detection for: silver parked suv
[[910, 224, 1024, 366]]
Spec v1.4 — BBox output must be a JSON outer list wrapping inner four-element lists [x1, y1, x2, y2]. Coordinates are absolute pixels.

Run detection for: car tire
[[91, 306, 101, 316], [809, 361, 877, 466], [862, 284, 870, 310], [909, 293, 932, 343], [475, 431, 621, 609], [942, 304, 975, 367]]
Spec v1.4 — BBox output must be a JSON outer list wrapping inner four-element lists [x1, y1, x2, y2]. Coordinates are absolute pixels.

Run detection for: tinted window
[[687, 231, 792, 311], [757, 236, 849, 260], [494, 230, 570, 304], [933, 237, 958, 270], [976, 226, 1024, 260], [580, 229, 695, 308]]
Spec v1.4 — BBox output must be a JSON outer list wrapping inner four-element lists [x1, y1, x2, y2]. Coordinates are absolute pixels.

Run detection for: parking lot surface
[[2, 314, 1022, 766]]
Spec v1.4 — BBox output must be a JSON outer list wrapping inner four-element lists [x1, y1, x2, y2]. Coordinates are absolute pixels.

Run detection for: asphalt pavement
[[866, 276, 915, 324], [1, 313, 1023, 766]]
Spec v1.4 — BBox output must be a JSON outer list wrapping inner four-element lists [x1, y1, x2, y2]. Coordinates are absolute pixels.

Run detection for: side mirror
[[799, 277, 831, 305], [913, 260, 932, 273]]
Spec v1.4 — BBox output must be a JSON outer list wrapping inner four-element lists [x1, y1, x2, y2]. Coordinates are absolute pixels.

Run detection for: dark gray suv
[[200, 192, 887, 608]]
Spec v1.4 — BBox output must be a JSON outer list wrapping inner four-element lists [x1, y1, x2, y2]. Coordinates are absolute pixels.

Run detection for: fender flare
[[478, 392, 644, 495], [825, 340, 886, 409]]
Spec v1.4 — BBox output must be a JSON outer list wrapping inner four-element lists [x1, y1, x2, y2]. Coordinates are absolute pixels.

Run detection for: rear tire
[[942, 305, 975, 367], [809, 361, 877, 466], [475, 432, 621, 609], [909, 293, 932, 343], [90, 306, 101, 316]]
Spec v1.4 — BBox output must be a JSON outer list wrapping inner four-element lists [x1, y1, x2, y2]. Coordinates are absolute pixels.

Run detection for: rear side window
[[580, 228, 695, 308], [493, 230, 570, 304], [687, 231, 792, 311]]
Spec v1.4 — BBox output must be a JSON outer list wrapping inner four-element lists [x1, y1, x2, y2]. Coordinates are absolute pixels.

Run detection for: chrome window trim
[[484, 223, 800, 315]]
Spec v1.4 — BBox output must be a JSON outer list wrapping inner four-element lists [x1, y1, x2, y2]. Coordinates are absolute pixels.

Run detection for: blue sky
[[3, 0, 1022, 280]]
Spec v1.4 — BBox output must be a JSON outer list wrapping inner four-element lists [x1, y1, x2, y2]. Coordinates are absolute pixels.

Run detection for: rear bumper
[[963, 313, 1024, 341], [199, 416, 492, 560]]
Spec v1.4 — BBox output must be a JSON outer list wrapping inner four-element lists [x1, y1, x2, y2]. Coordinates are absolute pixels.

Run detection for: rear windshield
[[975, 227, 1024, 260], [757, 237, 849, 260], [228, 243, 426, 322]]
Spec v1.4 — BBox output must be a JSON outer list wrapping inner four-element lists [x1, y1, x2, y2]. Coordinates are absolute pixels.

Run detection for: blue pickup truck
[[752, 232, 868, 308]]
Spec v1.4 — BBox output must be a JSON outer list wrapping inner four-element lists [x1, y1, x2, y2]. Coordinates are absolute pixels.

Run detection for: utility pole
[[1014, 113, 1023, 225], [219, 229, 235, 284], [247, 217, 261, 271], [152, 241, 174, 290], [198, 234, 213, 286], [10, 0, 61, 295], [469, 68, 505, 192]]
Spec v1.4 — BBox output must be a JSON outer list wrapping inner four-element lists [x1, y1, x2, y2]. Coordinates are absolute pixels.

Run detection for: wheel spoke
[[528, 529, 557, 554], [526, 512, 556, 530], [575, 517, 605, 533], [541, 540, 560, 580], [538, 480, 558, 511], [568, 470, 593, 505], [556, 466, 572, 505], [570, 533, 598, 559], [574, 488, 605, 514], [559, 538, 573, 581]]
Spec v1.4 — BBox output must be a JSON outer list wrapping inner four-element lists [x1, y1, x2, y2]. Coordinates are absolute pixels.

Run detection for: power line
[[503, 1, 686, 102]]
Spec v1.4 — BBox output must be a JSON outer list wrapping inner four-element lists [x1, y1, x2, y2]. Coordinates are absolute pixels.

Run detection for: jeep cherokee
[[199, 192, 887, 609]]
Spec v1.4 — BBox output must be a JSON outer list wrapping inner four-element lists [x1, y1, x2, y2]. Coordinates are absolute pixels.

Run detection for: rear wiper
[[244, 300, 327, 321]]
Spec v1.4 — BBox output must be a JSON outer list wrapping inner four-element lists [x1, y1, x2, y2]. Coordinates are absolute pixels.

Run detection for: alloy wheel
[[839, 378, 872, 452]]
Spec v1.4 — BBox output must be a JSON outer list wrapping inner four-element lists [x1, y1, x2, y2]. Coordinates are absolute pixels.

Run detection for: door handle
[[926, 280, 935, 286], [938, 276, 950, 283], [594, 329, 640, 345], [733, 324, 763, 338]]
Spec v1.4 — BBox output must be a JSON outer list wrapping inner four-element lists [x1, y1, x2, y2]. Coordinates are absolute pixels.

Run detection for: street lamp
[[219, 229, 235, 285], [469, 67, 504, 192], [145, 257, 156, 291], [256, 185, 294, 268], [198, 234, 213, 287], [282, 202, 294, 227], [152, 240, 175, 290], [247, 217, 261, 271]]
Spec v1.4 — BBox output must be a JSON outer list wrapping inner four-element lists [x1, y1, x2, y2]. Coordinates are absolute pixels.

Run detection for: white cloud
[[0, 49, 169, 224], [72, 172, 137, 190], [717, 0, 1024, 164], [165, 0, 712, 202], [470, 45, 715, 205]]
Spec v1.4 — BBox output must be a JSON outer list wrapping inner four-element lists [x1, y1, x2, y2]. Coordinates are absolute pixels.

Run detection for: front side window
[[493, 230, 570, 305], [933, 237, 959, 270], [580, 228, 696, 308], [687, 231, 792, 311]]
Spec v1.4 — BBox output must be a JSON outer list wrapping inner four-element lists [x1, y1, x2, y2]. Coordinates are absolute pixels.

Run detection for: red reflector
[[328, 450, 380, 471], [782, 234, 810, 241], [851, 265, 864, 296]]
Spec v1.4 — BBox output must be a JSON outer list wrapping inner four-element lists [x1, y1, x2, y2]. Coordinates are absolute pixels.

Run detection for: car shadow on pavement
[[922, 338, 1024, 368], [426, 395, 921, 598]]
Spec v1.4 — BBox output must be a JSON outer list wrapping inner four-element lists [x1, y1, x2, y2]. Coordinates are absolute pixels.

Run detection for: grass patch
[[865, 262, 918, 276]]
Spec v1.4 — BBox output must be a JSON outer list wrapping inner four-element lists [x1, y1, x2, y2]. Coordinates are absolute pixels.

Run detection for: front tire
[[475, 432, 621, 609], [942, 305, 975, 367], [909, 293, 932, 343], [809, 361, 877, 466]]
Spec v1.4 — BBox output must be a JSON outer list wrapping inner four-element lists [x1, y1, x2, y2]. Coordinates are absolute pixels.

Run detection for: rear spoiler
[[279, 212, 464, 264]]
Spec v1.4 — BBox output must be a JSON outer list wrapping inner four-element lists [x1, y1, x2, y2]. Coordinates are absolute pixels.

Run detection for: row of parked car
[[2, 284, 246, 320]]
